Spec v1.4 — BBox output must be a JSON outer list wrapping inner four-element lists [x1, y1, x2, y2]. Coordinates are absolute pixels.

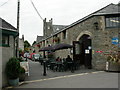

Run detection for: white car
[[24, 53, 30, 58], [32, 54, 40, 61]]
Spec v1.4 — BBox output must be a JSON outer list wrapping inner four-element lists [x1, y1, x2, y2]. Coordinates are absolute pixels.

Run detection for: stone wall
[[0, 47, 2, 89], [53, 16, 119, 70], [43, 18, 53, 38], [39, 14, 119, 70]]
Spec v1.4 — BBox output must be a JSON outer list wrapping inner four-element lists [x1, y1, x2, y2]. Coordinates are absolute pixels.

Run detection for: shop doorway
[[73, 34, 92, 69]]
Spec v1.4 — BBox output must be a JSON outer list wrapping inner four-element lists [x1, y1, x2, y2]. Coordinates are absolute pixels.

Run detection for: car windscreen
[[34, 54, 40, 57]]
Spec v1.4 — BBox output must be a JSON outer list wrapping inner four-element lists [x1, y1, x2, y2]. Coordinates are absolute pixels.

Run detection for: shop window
[[105, 16, 120, 28], [2, 35, 9, 47]]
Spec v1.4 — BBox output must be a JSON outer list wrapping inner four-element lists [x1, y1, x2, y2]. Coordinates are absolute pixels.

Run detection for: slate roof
[[94, 3, 119, 15], [53, 25, 67, 33], [36, 36, 44, 43], [0, 17, 17, 31], [54, 3, 120, 35], [38, 3, 120, 42]]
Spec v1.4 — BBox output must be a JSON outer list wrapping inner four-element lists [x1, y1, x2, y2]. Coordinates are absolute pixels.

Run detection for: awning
[[39, 43, 73, 52], [53, 43, 73, 51], [39, 46, 54, 51]]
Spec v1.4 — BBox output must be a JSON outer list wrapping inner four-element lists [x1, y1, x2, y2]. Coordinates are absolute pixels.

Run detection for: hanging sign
[[96, 51, 103, 53], [88, 46, 92, 49]]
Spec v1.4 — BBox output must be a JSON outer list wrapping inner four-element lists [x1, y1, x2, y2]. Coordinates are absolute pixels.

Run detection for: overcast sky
[[0, 0, 119, 45]]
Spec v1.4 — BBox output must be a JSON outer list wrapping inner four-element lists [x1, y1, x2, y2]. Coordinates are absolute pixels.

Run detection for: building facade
[[35, 3, 120, 70], [0, 18, 18, 88], [19, 35, 24, 51]]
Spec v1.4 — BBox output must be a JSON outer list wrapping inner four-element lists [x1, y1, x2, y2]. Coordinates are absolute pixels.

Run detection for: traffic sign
[[112, 37, 118, 45]]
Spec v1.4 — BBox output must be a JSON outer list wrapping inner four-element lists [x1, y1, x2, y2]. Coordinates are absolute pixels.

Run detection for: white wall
[[0, 47, 2, 90], [2, 36, 15, 87]]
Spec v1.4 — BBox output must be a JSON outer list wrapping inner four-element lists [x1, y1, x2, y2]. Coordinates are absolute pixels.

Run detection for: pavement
[[25, 60, 97, 81], [4, 60, 119, 89]]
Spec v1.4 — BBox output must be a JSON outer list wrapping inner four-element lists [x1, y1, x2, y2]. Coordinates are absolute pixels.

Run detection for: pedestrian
[[56, 57, 61, 62], [66, 55, 72, 62], [66, 55, 74, 72]]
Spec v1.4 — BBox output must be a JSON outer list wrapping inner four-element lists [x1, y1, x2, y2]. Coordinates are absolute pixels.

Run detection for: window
[[105, 16, 120, 28], [94, 22, 99, 30], [46, 41, 48, 44], [43, 41, 45, 46], [56, 28, 59, 31], [63, 30, 66, 39], [48, 26, 50, 29], [2, 35, 9, 46]]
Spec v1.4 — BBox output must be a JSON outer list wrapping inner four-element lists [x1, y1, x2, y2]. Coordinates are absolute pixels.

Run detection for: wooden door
[[73, 41, 84, 65]]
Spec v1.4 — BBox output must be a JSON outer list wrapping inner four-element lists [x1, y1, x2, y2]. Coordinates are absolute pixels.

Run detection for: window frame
[[62, 30, 67, 39], [105, 15, 120, 28], [1, 34, 9, 47]]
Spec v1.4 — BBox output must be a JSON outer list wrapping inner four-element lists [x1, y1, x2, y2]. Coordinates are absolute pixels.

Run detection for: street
[[1, 1, 120, 90], [9, 60, 119, 88], [17, 71, 118, 88]]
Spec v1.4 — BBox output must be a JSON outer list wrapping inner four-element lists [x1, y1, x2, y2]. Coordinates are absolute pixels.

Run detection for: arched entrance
[[73, 34, 92, 69]]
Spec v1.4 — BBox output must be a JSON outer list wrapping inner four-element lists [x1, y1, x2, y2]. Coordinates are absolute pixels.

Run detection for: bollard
[[43, 60, 47, 76]]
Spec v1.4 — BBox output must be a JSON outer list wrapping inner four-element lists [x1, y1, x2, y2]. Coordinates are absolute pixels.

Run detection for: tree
[[32, 41, 36, 46], [24, 40, 31, 52]]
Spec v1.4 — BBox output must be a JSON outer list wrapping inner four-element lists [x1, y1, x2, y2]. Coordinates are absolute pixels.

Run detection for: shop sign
[[96, 51, 103, 53], [85, 49, 89, 54], [20, 62, 29, 76]]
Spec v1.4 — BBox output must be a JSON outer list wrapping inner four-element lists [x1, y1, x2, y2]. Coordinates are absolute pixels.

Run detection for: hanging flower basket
[[53, 37, 60, 43], [37, 44, 40, 48]]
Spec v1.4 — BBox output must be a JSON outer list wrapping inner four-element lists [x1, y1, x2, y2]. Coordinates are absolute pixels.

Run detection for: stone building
[[33, 18, 67, 54], [19, 35, 24, 51], [43, 18, 67, 38], [0, 18, 18, 88], [36, 3, 120, 70]]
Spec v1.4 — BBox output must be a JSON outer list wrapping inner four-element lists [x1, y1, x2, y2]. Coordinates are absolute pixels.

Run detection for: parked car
[[28, 53, 36, 60], [32, 54, 40, 61], [39, 55, 44, 65], [24, 52, 30, 58]]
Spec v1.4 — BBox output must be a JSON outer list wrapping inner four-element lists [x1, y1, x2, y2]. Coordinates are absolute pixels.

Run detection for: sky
[[0, 0, 119, 45]]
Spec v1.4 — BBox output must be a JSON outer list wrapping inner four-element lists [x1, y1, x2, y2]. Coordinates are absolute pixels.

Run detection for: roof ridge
[[0, 17, 17, 30], [38, 3, 119, 42], [64, 3, 117, 29]]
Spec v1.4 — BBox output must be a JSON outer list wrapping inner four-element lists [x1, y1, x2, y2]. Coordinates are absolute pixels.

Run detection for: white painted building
[[0, 18, 18, 88]]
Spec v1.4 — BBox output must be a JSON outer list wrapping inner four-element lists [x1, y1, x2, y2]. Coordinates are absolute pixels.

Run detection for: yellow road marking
[[4, 71, 104, 89], [24, 71, 104, 83]]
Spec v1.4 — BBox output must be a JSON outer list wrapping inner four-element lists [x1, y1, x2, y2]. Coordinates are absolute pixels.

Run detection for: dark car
[[39, 55, 44, 65]]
